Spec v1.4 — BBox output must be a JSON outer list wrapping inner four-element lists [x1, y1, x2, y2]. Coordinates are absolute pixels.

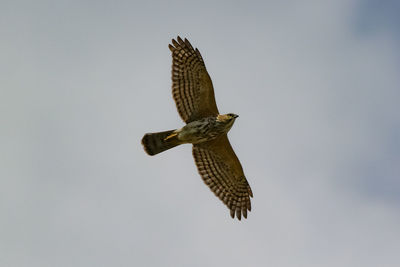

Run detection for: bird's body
[[177, 114, 238, 144], [142, 114, 237, 154], [142, 37, 253, 220]]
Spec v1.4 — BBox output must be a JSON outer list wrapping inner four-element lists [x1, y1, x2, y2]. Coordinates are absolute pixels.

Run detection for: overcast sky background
[[1, 0, 399, 266]]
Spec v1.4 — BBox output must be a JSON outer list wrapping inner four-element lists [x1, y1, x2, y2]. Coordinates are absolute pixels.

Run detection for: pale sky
[[1, 0, 400, 266]]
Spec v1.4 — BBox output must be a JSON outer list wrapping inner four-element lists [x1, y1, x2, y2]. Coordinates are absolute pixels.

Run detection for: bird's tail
[[141, 129, 181, 156]]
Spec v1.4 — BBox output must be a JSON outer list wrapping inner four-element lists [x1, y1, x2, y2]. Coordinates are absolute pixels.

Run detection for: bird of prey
[[141, 37, 253, 220]]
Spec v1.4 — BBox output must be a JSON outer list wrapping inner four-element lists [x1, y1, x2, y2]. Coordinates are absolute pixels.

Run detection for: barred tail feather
[[141, 130, 180, 156]]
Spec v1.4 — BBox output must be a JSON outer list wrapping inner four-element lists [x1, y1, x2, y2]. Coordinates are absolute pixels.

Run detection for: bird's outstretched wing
[[169, 36, 219, 123], [192, 134, 253, 220]]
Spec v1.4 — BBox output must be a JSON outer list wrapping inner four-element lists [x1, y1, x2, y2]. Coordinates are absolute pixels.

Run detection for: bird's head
[[217, 113, 239, 123], [227, 113, 239, 119]]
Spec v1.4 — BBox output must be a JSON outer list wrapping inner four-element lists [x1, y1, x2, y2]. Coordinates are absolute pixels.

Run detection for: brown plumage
[[192, 135, 253, 220], [142, 37, 253, 220], [142, 130, 180, 156], [169, 37, 219, 123]]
